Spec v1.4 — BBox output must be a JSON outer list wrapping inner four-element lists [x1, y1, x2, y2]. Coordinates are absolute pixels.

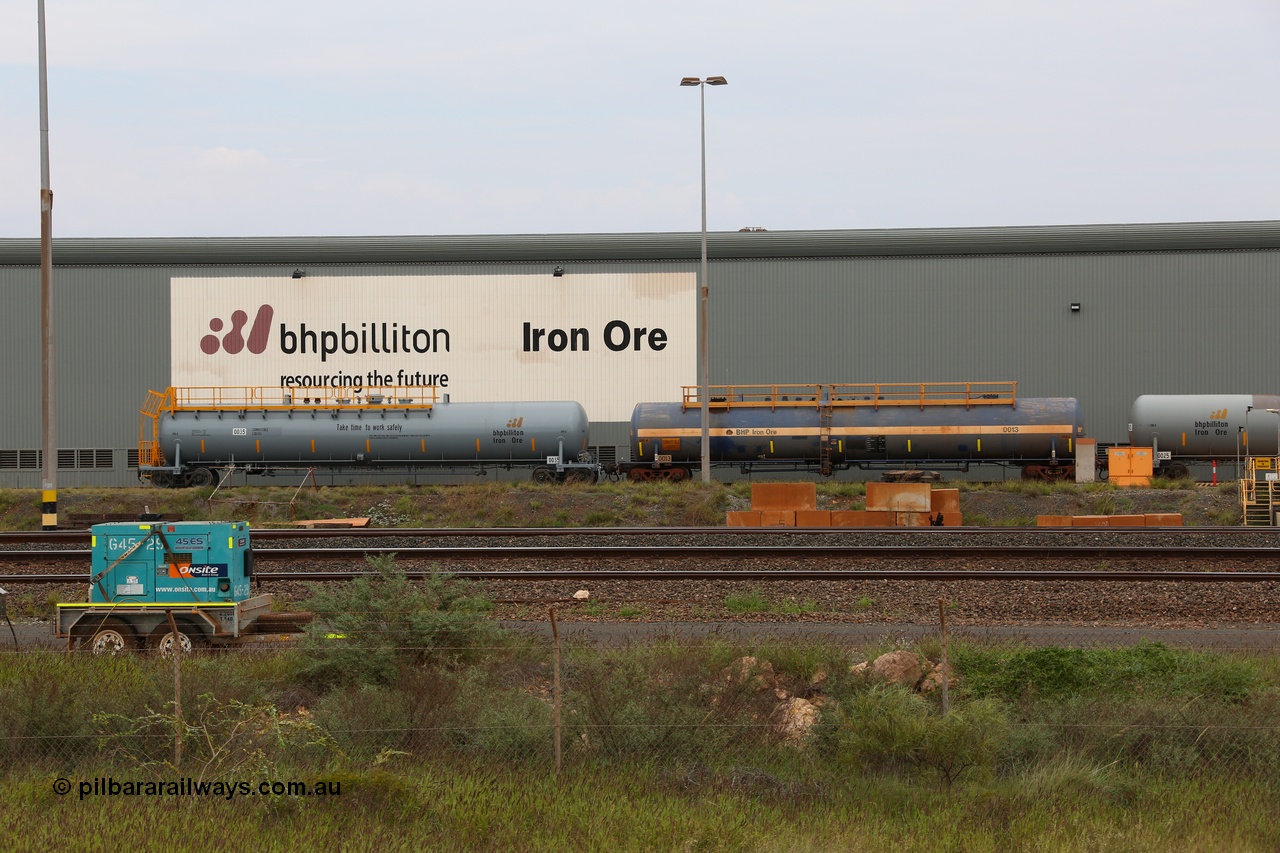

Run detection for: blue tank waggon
[[622, 381, 1083, 481]]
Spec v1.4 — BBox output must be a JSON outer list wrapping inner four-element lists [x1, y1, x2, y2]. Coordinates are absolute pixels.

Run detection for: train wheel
[[150, 471, 175, 488], [185, 467, 215, 488], [87, 619, 136, 655], [531, 466, 556, 484], [1161, 463, 1190, 480], [568, 468, 597, 484], [665, 467, 689, 481]]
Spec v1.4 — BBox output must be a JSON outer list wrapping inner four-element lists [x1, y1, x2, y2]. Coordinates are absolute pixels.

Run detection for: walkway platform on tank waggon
[[681, 381, 1020, 412]]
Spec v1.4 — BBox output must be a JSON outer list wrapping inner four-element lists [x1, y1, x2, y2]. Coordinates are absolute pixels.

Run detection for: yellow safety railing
[[163, 385, 439, 411], [136, 386, 441, 471]]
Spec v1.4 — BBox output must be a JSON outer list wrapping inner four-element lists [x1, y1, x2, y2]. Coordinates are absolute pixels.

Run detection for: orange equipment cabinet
[[1108, 447, 1153, 487]]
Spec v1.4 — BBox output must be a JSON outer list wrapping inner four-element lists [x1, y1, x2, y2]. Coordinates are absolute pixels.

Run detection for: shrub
[[94, 694, 339, 778], [298, 555, 500, 688], [823, 684, 1010, 786], [567, 642, 776, 765], [954, 642, 1265, 705]]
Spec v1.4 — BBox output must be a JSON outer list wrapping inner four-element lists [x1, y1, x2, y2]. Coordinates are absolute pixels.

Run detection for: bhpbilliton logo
[[201, 305, 274, 355]]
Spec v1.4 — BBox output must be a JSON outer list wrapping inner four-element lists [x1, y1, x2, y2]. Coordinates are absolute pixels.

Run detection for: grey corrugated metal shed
[[3, 219, 1279, 487]]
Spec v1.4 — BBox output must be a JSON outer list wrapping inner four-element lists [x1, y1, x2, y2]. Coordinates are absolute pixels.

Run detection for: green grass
[[4, 763, 1278, 851], [2, 634, 1279, 849], [724, 589, 771, 614], [724, 589, 818, 615]]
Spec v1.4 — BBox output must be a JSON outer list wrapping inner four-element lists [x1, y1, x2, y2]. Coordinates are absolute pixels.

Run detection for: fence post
[[549, 606, 562, 778], [938, 598, 950, 715], [165, 610, 182, 768]]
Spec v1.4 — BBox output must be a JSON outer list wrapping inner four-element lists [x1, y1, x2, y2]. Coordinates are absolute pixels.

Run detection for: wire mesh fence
[[1, 617, 1278, 787]]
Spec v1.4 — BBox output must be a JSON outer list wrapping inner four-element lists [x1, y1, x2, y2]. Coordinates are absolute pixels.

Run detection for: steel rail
[[5, 569, 1280, 583], [4, 545, 1280, 563], [5, 525, 1280, 544]]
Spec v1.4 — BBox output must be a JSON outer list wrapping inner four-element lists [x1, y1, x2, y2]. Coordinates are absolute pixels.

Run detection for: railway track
[[7, 526, 1278, 631], [5, 525, 1280, 544], [2, 569, 1278, 584], [4, 543, 1280, 565]]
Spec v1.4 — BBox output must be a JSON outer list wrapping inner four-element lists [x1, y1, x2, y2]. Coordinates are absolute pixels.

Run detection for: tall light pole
[[680, 75, 726, 484], [38, 0, 57, 530]]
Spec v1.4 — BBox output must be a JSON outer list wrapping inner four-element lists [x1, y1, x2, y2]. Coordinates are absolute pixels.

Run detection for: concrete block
[[894, 511, 934, 527], [725, 511, 761, 527], [940, 512, 963, 527], [751, 483, 817, 511], [795, 510, 832, 527], [1107, 514, 1147, 527], [1072, 515, 1111, 526], [929, 489, 960, 514], [865, 482, 932, 512], [1036, 515, 1074, 527], [759, 510, 796, 527], [831, 510, 894, 527], [1144, 513, 1183, 527]]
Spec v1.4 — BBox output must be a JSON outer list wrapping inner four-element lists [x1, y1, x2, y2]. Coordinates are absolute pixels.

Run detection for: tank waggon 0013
[[137, 386, 599, 487], [620, 381, 1084, 481], [1129, 394, 1280, 479]]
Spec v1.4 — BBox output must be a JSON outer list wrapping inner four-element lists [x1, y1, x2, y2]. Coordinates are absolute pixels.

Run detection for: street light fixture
[[680, 75, 727, 484]]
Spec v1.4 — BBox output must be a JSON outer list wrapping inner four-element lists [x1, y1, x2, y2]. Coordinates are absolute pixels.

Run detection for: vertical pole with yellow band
[[42, 488, 57, 531], [38, 1, 57, 533]]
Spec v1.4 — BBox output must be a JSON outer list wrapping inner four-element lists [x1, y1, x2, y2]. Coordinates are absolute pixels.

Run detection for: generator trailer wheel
[[87, 619, 136, 655]]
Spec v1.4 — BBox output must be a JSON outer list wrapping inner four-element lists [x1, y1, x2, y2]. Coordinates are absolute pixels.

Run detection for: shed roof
[[3, 220, 1280, 266]]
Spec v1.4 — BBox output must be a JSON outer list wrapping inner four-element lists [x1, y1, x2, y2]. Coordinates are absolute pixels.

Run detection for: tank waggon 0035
[[620, 381, 1084, 481], [1130, 394, 1280, 479], [137, 386, 598, 487]]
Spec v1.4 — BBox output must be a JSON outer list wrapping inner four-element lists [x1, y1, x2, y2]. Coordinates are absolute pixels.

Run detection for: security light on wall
[[292, 269, 306, 279], [1070, 302, 1081, 312], [553, 266, 565, 277]]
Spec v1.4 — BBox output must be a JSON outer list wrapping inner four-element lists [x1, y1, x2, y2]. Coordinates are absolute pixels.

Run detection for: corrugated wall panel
[[709, 249, 1280, 447]]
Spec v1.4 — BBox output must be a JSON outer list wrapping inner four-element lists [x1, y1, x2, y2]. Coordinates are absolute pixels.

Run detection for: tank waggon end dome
[[137, 386, 598, 487], [619, 381, 1084, 481], [1130, 394, 1280, 479]]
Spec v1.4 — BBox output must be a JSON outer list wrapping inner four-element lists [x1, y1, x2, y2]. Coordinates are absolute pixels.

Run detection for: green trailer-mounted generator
[[55, 520, 303, 654]]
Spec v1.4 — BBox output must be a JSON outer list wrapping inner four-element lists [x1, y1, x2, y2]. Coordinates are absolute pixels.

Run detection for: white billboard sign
[[170, 273, 695, 423]]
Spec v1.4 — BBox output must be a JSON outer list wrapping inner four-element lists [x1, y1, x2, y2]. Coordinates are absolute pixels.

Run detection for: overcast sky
[[2, 1, 1279, 238]]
